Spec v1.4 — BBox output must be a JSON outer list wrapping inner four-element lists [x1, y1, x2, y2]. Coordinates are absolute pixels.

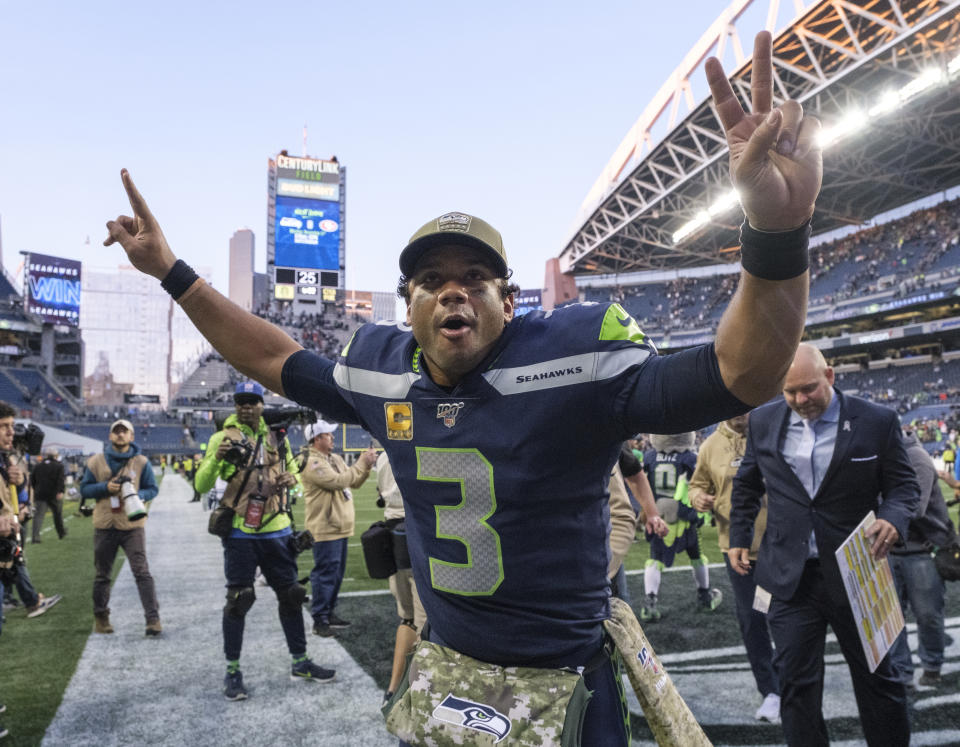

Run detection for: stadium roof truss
[[561, 0, 960, 275]]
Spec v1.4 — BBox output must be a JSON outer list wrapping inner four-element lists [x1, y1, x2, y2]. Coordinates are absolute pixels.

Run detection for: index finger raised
[[121, 169, 157, 224], [705, 57, 745, 132]]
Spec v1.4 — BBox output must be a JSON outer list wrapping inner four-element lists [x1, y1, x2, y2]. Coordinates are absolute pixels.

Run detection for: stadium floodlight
[[949, 52, 960, 76], [818, 109, 866, 150], [868, 91, 900, 118], [900, 68, 944, 101], [672, 210, 711, 244], [708, 189, 740, 217]]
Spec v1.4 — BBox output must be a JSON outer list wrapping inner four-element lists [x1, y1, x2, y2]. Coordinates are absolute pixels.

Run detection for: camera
[[78, 502, 93, 517], [222, 437, 255, 468], [118, 476, 147, 520], [263, 407, 316, 429], [0, 536, 20, 563], [13, 423, 44, 456], [289, 529, 314, 554]]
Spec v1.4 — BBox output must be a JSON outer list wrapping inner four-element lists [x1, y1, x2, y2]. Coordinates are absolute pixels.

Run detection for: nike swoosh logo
[[617, 314, 632, 327]]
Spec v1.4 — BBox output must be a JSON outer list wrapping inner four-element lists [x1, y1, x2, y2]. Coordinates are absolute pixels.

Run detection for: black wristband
[[739, 219, 811, 280], [160, 259, 200, 300]]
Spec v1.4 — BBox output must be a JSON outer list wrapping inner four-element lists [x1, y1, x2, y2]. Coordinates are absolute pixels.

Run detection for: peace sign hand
[[705, 31, 822, 232], [104, 169, 178, 280]]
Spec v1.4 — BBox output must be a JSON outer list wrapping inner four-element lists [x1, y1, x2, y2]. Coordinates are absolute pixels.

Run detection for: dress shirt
[[781, 392, 841, 558]]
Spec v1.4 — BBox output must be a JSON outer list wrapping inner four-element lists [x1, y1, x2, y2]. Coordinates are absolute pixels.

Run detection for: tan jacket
[[0, 461, 15, 519], [301, 447, 372, 541], [86, 453, 148, 531], [689, 422, 767, 559], [608, 464, 639, 578]]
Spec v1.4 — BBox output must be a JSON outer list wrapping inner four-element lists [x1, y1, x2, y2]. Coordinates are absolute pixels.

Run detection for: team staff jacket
[[79, 443, 158, 530], [300, 447, 371, 542], [282, 302, 747, 666], [689, 422, 767, 558], [194, 415, 300, 537]]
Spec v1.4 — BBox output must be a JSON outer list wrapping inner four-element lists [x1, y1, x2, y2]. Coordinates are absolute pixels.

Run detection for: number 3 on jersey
[[416, 447, 504, 596]]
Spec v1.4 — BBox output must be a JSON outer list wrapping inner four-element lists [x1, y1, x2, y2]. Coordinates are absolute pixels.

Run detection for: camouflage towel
[[604, 597, 712, 746], [384, 640, 591, 746]]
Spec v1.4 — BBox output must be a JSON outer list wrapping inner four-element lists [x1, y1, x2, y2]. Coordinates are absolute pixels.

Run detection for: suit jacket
[[730, 389, 919, 601]]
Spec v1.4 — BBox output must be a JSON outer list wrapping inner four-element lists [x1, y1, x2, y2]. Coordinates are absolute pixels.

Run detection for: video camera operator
[[80, 419, 161, 637], [194, 381, 336, 701]]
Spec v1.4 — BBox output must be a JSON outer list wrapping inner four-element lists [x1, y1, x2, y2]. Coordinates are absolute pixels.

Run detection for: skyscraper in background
[[229, 229, 255, 311], [81, 264, 211, 406]]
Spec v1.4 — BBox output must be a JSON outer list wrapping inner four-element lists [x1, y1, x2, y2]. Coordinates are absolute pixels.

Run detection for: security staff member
[[195, 381, 335, 700]]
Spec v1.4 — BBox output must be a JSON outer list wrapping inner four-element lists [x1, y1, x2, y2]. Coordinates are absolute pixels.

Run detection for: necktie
[[795, 419, 816, 498]]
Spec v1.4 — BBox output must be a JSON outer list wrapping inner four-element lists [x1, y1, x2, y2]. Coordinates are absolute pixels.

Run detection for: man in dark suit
[[730, 343, 919, 747]]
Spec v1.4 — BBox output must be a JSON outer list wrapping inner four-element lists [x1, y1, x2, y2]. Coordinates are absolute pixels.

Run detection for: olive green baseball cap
[[399, 212, 508, 277]]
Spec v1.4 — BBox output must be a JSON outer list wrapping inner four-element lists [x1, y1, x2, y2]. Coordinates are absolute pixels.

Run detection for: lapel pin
[[843, 420, 851, 432]]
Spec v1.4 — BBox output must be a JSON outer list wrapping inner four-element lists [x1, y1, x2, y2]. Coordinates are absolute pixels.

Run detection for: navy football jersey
[[282, 302, 744, 666], [644, 450, 698, 502]]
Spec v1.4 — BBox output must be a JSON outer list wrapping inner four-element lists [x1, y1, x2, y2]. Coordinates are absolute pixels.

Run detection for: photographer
[[194, 381, 335, 701], [0, 410, 61, 620], [79, 419, 161, 637], [299, 421, 376, 637]]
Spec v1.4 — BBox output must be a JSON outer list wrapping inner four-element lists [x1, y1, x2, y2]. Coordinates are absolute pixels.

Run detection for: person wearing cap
[[30, 446, 67, 542], [195, 381, 335, 700], [300, 420, 377, 637], [108, 31, 821, 744], [80, 418, 161, 636]]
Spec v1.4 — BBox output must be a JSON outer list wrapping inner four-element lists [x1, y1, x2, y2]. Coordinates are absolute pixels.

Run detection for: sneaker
[[1, 599, 19, 613], [697, 587, 722, 611], [0, 721, 8, 739], [94, 612, 114, 634], [328, 613, 351, 629], [26, 593, 62, 618], [918, 670, 941, 687], [755, 693, 781, 722], [640, 593, 662, 622], [223, 670, 248, 701], [145, 620, 163, 637], [291, 658, 335, 684], [313, 622, 337, 637], [0, 703, 5, 713]]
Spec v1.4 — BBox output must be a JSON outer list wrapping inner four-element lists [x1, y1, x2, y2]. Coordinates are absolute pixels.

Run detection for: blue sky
[[0, 1, 776, 299]]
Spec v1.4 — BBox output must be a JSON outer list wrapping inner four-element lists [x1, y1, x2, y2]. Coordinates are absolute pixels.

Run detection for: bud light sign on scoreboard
[[25, 253, 81, 326]]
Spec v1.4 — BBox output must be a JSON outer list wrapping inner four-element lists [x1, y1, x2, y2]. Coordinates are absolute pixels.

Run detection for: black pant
[[768, 560, 908, 747], [32, 499, 65, 541]]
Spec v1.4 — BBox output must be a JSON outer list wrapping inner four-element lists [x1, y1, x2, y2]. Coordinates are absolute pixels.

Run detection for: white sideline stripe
[[46, 474, 395, 747], [913, 693, 960, 710], [659, 618, 960, 664]]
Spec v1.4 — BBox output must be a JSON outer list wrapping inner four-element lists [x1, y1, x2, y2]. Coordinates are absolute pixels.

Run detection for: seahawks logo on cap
[[437, 212, 472, 233], [431, 694, 511, 742]]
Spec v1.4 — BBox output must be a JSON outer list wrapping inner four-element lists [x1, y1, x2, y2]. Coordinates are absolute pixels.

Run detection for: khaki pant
[[389, 568, 426, 630], [93, 527, 159, 623]]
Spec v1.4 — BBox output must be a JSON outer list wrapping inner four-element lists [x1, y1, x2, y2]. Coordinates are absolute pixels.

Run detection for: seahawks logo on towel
[[432, 694, 512, 742]]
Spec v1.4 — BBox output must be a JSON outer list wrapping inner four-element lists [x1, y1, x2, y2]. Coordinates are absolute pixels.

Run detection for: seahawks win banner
[[25, 252, 81, 326]]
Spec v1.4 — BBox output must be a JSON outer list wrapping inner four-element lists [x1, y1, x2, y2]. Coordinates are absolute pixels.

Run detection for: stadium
[[1, 0, 960, 744]]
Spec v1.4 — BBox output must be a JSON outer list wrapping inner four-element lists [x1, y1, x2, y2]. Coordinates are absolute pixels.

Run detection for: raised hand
[[104, 170, 178, 279], [705, 31, 822, 231]]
